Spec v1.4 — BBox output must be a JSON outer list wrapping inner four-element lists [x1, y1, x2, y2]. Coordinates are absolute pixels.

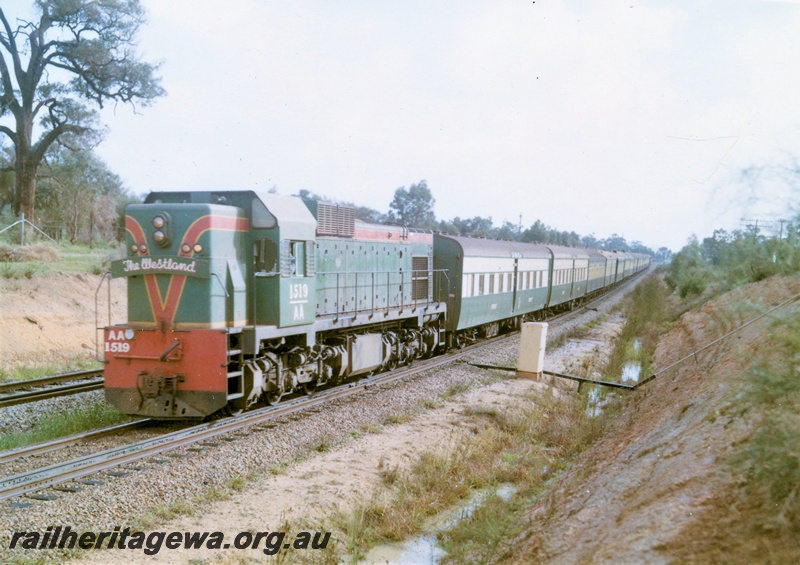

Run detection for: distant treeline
[[298, 182, 664, 258], [666, 223, 800, 298]]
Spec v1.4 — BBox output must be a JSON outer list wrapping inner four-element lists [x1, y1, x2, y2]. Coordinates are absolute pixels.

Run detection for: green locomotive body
[[105, 191, 446, 418]]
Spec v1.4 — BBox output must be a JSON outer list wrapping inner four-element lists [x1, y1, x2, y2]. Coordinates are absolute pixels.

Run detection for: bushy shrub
[[735, 314, 800, 531], [0, 243, 61, 263]]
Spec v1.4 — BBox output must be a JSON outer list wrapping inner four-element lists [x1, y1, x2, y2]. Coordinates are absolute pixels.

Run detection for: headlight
[[130, 244, 138, 253], [193, 244, 203, 253], [181, 243, 191, 254], [153, 230, 167, 244], [153, 215, 166, 229], [138, 243, 148, 253]]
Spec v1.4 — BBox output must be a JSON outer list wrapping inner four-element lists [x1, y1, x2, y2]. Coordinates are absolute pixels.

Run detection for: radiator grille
[[316, 202, 355, 237], [412, 256, 430, 301]]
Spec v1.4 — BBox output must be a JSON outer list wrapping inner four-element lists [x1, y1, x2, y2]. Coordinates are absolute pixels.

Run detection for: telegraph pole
[[741, 218, 773, 241], [777, 219, 788, 240]]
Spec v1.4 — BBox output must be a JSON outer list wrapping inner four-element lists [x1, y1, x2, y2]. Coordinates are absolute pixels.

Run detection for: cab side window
[[254, 238, 278, 273]]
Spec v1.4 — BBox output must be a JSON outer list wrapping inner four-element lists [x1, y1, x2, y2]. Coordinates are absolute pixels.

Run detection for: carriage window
[[478, 274, 485, 296]]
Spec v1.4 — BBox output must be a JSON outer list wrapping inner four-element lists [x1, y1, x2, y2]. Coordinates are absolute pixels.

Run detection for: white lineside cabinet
[[518, 322, 548, 374]]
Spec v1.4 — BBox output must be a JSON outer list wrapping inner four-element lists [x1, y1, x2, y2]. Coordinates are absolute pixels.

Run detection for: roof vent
[[316, 202, 355, 237]]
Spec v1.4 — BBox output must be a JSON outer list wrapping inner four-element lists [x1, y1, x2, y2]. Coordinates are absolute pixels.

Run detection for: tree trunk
[[17, 163, 37, 222], [14, 111, 37, 222], [71, 192, 80, 243]]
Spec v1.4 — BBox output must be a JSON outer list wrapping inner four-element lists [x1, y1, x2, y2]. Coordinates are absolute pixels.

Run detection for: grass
[[0, 402, 131, 452], [733, 309, 800, 533], [0, 241, 123, 277], [134, 471, 261, 530], [316, 280, 674, 561], [439, 379, 472, 401], [0, 355, 102, 383], [332, 386, 619, 561], [604, 274, 671, 383]]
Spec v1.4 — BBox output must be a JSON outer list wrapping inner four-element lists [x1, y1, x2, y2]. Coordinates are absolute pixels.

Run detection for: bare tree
[[0, 0, 164, 221]]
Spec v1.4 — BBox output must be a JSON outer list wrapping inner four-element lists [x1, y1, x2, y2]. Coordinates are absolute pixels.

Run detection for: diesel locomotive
[[104, 190, 650, 418]]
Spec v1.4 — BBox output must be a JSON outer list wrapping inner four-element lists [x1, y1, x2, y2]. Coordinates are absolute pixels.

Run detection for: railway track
[[0, 332, 528, 502], [0, 420, 151, 465], [0, 271, 649, 502], [0, 369, 104, 408]]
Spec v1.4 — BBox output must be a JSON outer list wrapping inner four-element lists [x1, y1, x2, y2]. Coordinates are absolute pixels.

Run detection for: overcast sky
[[7, 0, 800, 250]]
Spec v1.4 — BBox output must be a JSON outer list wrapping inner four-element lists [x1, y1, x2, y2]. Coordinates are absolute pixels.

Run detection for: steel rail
[[0, 379, 104, 408], [0, 369, 104, 394], [0, 420, 152, 465]]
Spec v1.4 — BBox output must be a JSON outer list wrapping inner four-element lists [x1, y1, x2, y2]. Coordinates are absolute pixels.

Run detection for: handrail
[[94, 271, 112, 362]]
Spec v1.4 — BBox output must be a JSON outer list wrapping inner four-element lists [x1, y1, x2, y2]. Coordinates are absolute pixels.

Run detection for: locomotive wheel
[[302, 380, 318, 395], [265, 390, 282, 406], [226, 400, 246, 417]]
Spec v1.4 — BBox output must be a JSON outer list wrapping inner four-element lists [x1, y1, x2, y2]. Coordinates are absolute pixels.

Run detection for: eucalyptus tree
[[0, 0, 164, 221], [388, 180, 436, 229]]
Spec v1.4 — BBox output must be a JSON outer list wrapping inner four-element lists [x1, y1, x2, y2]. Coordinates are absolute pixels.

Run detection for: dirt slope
[[507, 274, 800, 563], [0, 274, 126, 371]]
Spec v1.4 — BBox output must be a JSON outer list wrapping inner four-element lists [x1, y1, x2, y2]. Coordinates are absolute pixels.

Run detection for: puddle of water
[[361, 484, 516, 564], [622, 361, 642, 383], [587, 385, 609, 417]]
